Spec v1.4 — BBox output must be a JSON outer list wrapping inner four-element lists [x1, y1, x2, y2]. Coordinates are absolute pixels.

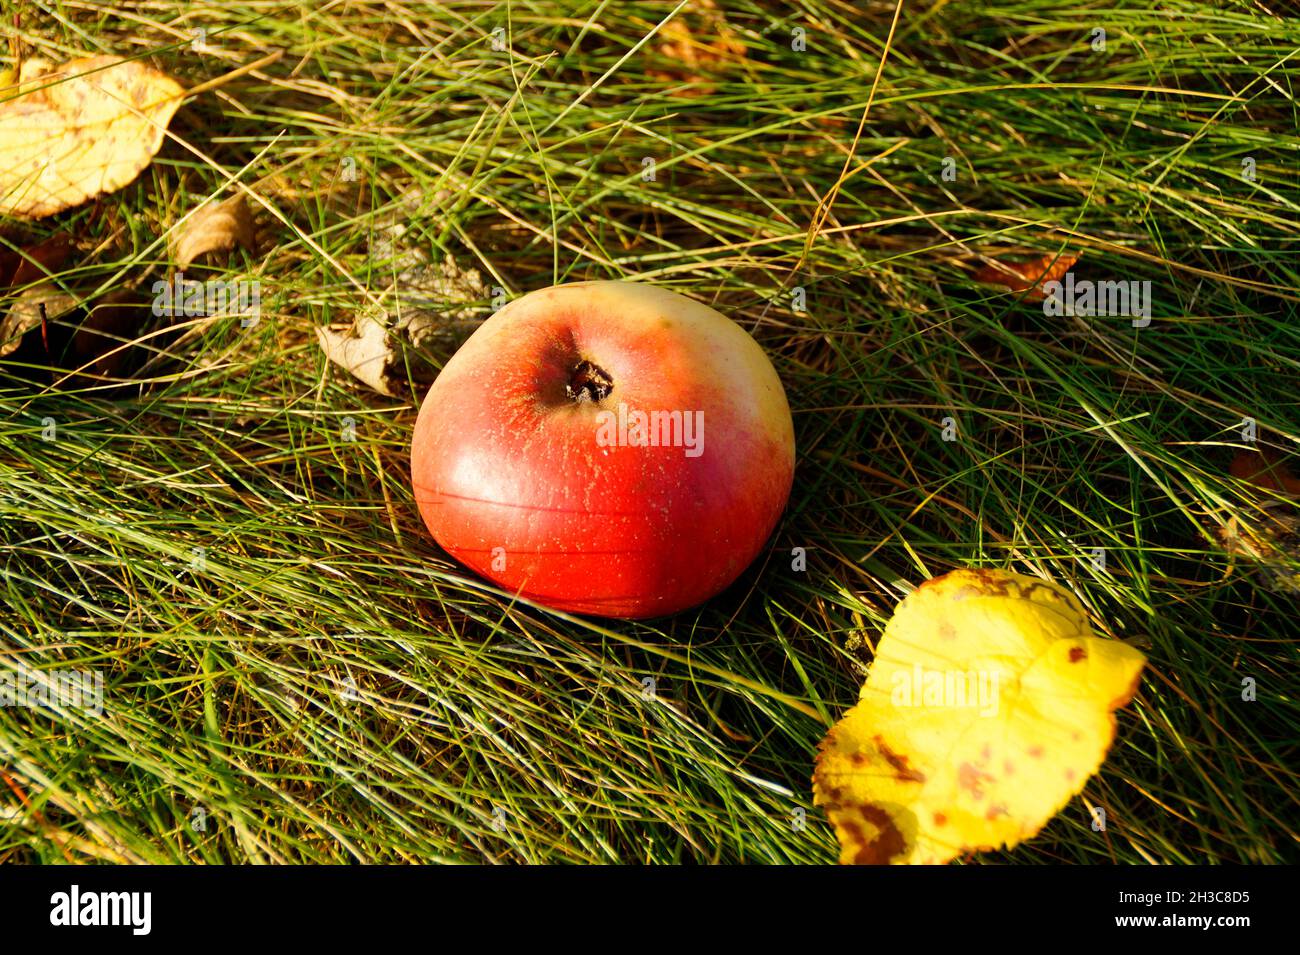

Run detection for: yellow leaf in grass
[[813, 568, 1146, 864], [0, 55, 185, 219]]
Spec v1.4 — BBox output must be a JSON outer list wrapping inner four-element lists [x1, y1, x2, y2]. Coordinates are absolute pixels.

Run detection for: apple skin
[[410, 281, 795, 619]]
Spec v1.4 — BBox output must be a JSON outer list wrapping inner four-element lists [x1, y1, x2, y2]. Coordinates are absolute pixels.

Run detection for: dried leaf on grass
[[171, 194, 257, 269], [1219, 447, 1300, 594], [0, 55, 185, 218], [1, 288, 150, 386], [0, 231, 75, 286], [131, 196, 271, 380], [66, 289, 152, 382], [974, 251, 1081, 302], [318, 254, 488, 397], [0, 285, 77, 358], [316, 309, 397, 396], [0, 228, 154, 386], [1231, 447, 1300, 497], [0, 231, 76, 358]]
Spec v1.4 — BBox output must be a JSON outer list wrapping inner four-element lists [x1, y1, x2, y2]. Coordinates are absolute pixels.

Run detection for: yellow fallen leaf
[[0, 55, 185, 219], [813, 568, 1146, 864]]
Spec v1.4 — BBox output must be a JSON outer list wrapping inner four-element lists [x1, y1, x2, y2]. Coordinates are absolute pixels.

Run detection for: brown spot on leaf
[[962, 568, 1020, 597], [837, 817, 866, 847], [850, 804, 908, 865], [957, 762, 995, 800], [1028, 745, 1044, 759], [874, 735, 926, 783], [933, 812, 948, 826], [1069, 646, 1087, 663], [938, 621, 957, 640], [985, 803, 1009, 821]]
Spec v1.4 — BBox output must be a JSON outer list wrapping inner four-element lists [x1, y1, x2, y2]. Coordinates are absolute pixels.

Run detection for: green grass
[[1, 0, 1297, 864]]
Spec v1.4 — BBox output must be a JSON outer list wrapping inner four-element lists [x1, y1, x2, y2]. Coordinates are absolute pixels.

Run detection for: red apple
[[410, 281, 795, 618]]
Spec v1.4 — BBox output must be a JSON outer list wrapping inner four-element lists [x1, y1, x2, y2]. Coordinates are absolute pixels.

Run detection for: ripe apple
[[410, 281, 795, 618]]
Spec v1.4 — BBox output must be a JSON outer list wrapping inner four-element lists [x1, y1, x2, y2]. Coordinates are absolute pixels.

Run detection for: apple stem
[[566, 359, 613, 403]]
